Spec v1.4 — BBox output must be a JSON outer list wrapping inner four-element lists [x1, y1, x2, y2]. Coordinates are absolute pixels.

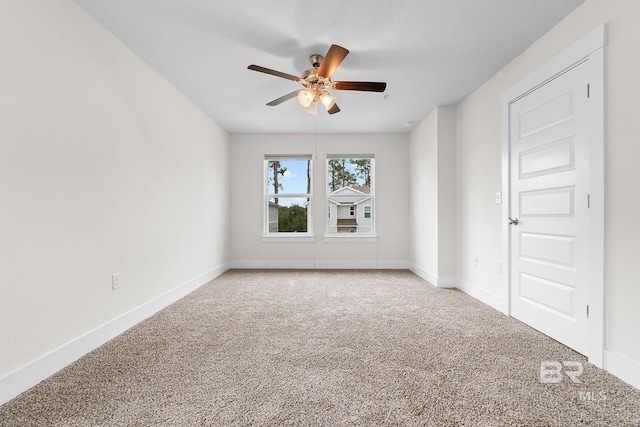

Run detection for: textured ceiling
[[73, 0, 585, 134]]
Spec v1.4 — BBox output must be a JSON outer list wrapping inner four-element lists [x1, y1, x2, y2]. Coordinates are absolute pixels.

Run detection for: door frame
[[500, 25, 605, 367]]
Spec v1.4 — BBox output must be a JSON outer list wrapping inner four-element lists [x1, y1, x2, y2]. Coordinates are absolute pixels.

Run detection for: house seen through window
[[265, 156, 312, 234], [327, 156, 374, 235]]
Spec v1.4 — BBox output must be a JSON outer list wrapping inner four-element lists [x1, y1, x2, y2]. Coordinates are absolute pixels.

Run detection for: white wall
[[409, 106, 456, 285], [0, 0, 229, 402], [229, 133, 410, 268], [436, 107, 457, 280], [454, 0, 640, 384], [409, 111, 439, 278]]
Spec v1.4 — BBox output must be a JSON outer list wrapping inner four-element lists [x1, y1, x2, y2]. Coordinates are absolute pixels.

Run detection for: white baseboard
[[229, 260, 316, 269], [409, 264, 457, 288], [604, 350, 640, 391], [229, 260, 410, 270], [410, 264, 508, 313], [437, 276, 458, 288], [0, 263, 230, 406], [376, 261, 411, 270], [409, 264, 437, 286], [410, 264, 504, 310], [457, 279, 506, 313]]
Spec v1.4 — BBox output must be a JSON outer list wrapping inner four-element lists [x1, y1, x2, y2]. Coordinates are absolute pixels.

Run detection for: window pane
[[267, 160, 311, 195], [267, 198, 308, 233], [327, 158, 371, 193], [327, 157, 374, 235]]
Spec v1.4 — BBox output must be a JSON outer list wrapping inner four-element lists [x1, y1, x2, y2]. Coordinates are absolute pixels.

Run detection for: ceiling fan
[[248, 44, 387, 115]]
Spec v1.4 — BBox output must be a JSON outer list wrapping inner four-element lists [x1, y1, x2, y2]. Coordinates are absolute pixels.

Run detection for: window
[[326, 155, 375, 237], [264, 156, 312, 238]]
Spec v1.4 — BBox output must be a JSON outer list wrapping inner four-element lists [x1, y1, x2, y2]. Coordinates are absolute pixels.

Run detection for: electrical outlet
[[496, 191, 502, 204], [473, 256, 479, 267], [496, 260, 502, 274], [112, 273, 121, 290]]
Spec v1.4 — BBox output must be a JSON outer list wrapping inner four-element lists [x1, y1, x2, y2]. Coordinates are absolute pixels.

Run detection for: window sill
[[262, 234, 315, 243], [323, 235, 378, 243]]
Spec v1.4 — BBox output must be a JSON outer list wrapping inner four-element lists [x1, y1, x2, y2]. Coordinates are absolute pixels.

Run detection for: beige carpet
[[1, 269, 639, 426]]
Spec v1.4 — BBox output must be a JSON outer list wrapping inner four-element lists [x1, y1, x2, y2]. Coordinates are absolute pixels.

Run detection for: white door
[[509, 63, 591, 355]]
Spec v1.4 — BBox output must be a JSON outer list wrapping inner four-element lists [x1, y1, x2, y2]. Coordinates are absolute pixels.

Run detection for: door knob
[[509, 217, 519, 225]]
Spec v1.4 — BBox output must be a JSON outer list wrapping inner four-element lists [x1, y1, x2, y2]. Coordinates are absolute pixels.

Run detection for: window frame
[[325, 155, 376, 242], [263, 155, 314, 242]]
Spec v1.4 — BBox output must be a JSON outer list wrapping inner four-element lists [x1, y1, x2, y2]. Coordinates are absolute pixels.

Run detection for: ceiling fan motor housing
[[309, 54, 324, 68], [301, 54, 328, 87], [301, 69, 331, 88]]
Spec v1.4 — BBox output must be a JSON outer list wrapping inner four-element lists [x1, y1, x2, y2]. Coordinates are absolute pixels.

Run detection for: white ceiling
[[73, 0, 585, 134]]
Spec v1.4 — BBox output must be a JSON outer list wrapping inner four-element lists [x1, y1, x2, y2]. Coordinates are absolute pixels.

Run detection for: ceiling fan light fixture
[[248, 44, 386, 115], [319, 91, 336, 111], [297, 89, 315, 108], [304, 100, 318, 115]]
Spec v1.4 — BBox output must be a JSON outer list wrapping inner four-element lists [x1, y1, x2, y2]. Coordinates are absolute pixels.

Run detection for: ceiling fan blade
[[248, 65, 300, 82], [333, 81, 387, 92], [316, 44, 349, 79], [266, 90, 301, 106], [327, 104, 341, 115]]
